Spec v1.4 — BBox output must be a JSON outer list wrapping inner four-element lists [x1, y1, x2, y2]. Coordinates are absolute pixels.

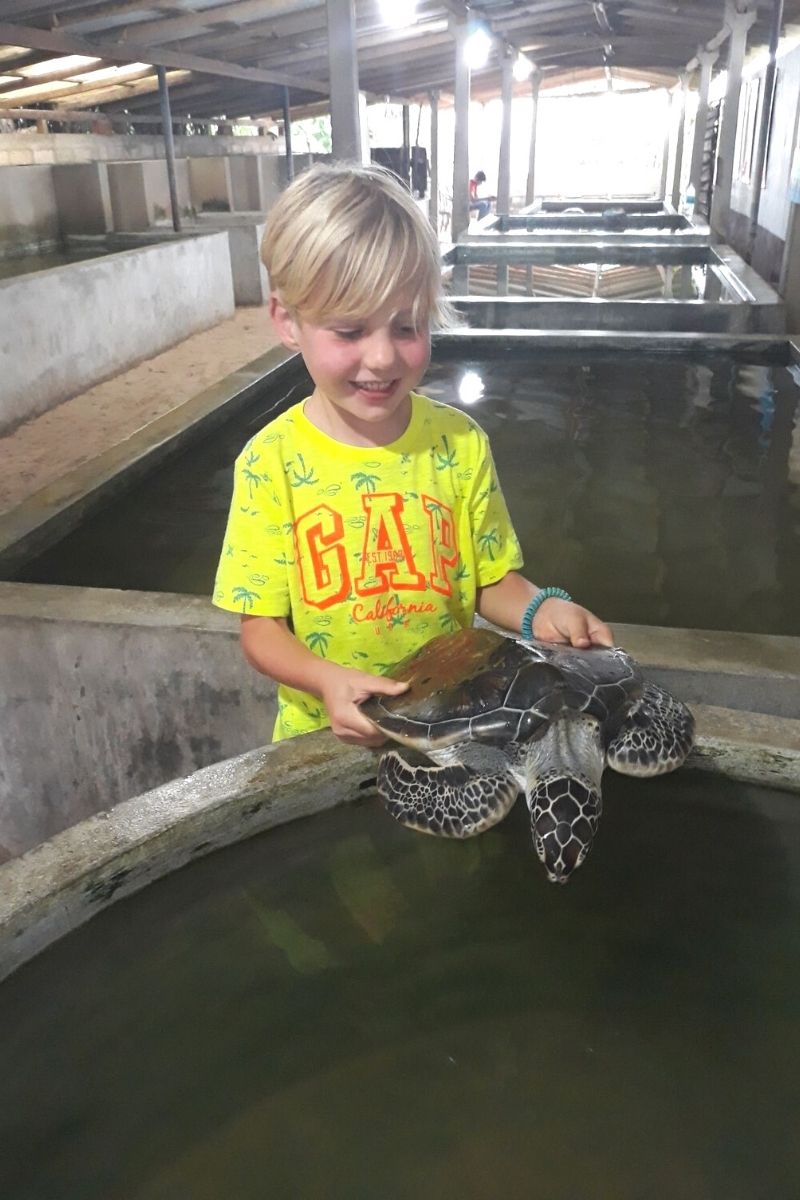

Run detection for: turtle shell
[[360, 626, 643, 751]]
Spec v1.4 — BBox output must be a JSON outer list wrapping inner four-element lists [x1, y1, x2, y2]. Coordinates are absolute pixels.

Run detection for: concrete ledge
[[0, 698, 797, 983], [612, 622, 800, 720], [691, 704, 800, 792]]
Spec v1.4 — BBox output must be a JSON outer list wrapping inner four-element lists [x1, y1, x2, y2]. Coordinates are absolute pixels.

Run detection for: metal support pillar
[[671, 73, 688, 210], [402, 103, 410, 184], [326, 0, 362, 162], [689, 48, 718, 197], [710, 1, 757, 239], [451, 16, 471, 246], [282, 86, 294, 181], [497, 50, 513, 215], [746, 0, 784, 261], [496, 49, 513, 295], [525, 74, 540, 207], [659, 89, 673, 200], [157, 66, 181, 233], [429, 90, 439, 233]]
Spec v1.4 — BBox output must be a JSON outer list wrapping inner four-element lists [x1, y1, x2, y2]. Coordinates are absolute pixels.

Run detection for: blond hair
[[261, 162, 454, 329]]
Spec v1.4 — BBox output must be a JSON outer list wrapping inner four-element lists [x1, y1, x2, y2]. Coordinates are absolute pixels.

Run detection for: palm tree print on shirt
[[477, 530, 500, 560], [351, 471, 381, 493], [233, 586, 260, 612], [434, 434, 458, 471], [306, 630, 332, 657], [242, 451, 270, 500], [285, 453, 319, 487]]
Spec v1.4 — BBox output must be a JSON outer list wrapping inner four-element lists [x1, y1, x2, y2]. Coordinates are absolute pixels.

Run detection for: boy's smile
[[270, 291, 430, 447]]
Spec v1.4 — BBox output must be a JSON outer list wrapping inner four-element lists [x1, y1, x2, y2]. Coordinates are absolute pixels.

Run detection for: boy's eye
[[333, 328, 362, 341]]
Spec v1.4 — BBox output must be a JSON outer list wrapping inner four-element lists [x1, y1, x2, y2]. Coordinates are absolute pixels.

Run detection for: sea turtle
[[360, 627, 694, 883]]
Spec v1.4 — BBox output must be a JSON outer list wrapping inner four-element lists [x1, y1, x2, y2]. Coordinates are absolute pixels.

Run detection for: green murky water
[[0, 771, 798, 1199], [10, 350, 800, 635], [0, 247, 109, 281]]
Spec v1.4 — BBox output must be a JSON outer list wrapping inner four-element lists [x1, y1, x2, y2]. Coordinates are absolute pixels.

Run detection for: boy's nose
[[362, 330, 396, 371]]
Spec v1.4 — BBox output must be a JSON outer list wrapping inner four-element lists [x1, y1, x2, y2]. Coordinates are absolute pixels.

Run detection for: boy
[[213, 163, 612, 745]]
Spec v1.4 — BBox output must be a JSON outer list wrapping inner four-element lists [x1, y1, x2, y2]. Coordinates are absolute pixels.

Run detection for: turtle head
[[528, 773, 601, 884]]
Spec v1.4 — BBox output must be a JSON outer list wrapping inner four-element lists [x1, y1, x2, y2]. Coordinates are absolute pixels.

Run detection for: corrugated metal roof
[[0, 1, 795, 124]]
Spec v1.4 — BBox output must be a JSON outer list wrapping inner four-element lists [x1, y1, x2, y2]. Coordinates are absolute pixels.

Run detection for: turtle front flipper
[[376, 750, 520, 838], [528, 772, 601, 884], [607, 682, 695, 777]]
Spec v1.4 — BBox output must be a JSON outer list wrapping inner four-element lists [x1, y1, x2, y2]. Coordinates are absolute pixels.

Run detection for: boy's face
[[270, 290, 430, 445]]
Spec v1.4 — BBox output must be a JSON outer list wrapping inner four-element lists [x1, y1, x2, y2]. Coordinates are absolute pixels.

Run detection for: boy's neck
[[304, 391, 414, 448]]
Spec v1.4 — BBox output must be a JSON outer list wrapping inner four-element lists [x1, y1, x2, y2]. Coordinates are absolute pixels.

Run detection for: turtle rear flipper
[[528, 772, 601, 884], [607, 682, 695, 778], [376, 749, 519, 838]]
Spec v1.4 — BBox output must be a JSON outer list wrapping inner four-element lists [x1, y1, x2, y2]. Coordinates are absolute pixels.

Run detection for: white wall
[[0, 131, 285, 166], [730, 41, 800, 240], [0, 164, 60, 252], [0, 233, 235, 432]]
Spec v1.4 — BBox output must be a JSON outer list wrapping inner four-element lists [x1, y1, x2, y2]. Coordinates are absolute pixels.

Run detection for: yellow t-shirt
[[213, 392, 523, 739]]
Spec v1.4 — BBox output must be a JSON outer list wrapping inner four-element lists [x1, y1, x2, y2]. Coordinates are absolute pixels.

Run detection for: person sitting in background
[[468, 170, 493, 220]]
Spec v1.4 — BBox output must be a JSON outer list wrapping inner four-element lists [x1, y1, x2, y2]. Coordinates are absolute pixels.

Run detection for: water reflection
[[461, 262, 737, 301], [0, 773, 799, 1199], [457, 370, 485, 405], [11, 353, 800, 635]]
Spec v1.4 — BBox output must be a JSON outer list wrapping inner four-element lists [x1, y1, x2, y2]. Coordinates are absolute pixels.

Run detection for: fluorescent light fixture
[[513, 54, 534, 82], [458, 370, 485, 405], [464, 27, 492, 70], [18, 55, 100, 78], [380, 0, 416, 28]]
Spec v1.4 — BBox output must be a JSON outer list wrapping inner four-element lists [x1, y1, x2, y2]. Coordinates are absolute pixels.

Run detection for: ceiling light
[[513, 54, 534, 82], [381, 0, 416, 28], [464, 27, 492, 70]]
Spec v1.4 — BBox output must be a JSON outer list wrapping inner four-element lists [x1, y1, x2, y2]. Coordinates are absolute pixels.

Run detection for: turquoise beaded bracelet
[[520, 587, 572, 640]]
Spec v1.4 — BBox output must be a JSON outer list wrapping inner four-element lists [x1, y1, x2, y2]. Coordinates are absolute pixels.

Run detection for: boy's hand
[[321, 665, 409, 747], [533, 598, 614, 649]]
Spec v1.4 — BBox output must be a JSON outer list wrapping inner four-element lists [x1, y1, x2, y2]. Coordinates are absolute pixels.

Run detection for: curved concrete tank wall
[[0, 686, 797, 983], [1, 580, 799, 859], [0, 586, 276, 859]]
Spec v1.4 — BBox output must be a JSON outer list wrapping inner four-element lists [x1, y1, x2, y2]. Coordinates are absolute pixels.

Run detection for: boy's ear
[[270, 294, 301, 350]]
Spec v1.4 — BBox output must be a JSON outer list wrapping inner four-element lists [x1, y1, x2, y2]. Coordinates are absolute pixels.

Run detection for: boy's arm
[[240, 615, 408, 746], [476, 571, 614, 648]]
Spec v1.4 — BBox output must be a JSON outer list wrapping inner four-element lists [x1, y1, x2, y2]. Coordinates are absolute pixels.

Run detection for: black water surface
[[0, 771, 798, 1199], [11, 352, 800, 635]]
